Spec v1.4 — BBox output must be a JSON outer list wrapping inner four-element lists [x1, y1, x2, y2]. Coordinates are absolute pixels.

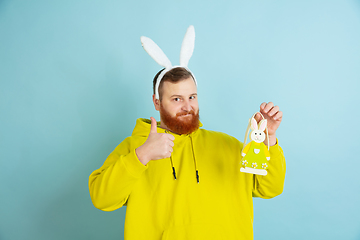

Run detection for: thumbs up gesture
[[135, 117, 175, 165]]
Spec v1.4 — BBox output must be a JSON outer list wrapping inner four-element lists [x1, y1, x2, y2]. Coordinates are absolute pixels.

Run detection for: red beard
[[160, 105, 200, 135]]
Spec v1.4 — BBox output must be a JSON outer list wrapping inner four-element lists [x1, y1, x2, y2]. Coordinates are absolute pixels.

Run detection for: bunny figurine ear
[[250, 117, 258, 130], [179, 25, 195, 67], [140, 36, 172, 69], [258, 119, 267, 132]]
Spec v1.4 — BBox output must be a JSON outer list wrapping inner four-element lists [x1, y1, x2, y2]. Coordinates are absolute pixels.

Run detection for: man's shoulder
[[113, 134, 146, 151]]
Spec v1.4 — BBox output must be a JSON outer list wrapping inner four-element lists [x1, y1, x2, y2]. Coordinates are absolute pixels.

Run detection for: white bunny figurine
[[240, 116, 270, 176]]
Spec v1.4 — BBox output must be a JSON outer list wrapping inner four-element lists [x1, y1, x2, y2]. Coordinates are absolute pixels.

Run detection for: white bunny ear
[[251, 118, 258, 130], [259, 119, 267, 132], [179, 25, 195, 67], [140, 36, 172, 69]]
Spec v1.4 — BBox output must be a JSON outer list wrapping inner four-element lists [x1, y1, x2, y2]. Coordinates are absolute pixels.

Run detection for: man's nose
[[182, 100, 192, 112]]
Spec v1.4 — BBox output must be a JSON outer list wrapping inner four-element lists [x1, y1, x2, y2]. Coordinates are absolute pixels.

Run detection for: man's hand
[[255, 102, 283, 146], [135, 117, 175, 165]]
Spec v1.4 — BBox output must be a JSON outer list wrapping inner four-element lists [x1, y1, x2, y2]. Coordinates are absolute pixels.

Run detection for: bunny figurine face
[[250, 118, 267, 143]]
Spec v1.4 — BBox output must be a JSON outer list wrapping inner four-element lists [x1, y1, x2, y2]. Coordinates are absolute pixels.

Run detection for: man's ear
[[153, 94, 160, 111]]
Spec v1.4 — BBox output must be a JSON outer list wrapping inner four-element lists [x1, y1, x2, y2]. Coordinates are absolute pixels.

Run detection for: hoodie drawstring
[[170, 155, 177, 180], [166, 130, 177, 180], [166, 130, 199, 184], [190, 135, 200, 184]]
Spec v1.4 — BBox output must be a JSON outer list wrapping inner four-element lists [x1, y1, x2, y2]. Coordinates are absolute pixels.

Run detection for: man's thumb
[[150, 117, 158, 134]]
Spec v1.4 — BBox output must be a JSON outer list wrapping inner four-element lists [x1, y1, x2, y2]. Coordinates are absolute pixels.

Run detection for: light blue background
[[1, 0, 360, 239]]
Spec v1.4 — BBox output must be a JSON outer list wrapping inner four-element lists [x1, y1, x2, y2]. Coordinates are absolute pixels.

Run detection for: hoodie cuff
[[122, 149, 148, 178], [269, 139, 283, 158]]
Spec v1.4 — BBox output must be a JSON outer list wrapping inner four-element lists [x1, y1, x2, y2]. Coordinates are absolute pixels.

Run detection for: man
[[89, 26, 285, 239]]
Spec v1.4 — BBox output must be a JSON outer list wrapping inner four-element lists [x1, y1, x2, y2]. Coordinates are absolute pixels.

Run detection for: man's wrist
[[265, 134, 277, 146], [135, 146, 150, 166]]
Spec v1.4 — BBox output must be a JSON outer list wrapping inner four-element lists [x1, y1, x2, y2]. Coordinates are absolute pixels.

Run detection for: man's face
[[154, 77, 199, 134]]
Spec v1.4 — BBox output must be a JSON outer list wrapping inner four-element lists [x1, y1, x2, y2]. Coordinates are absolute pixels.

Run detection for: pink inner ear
[[259, 120, 267, 132], [251, 118, 258, 130]]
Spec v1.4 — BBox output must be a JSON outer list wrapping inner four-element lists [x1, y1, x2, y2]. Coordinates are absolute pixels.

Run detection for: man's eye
[[190, 96, 196, 100], [174, 98, 181, 101]]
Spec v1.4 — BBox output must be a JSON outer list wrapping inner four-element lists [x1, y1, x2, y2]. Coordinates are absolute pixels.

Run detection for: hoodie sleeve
[[88, 137, 148, 211], [252, 141, 286, 199]]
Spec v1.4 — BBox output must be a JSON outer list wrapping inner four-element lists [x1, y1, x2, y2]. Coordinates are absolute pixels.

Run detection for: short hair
[[153, 67, 194, 100]]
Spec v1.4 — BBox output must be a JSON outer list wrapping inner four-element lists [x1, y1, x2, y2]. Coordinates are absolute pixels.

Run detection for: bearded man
[[88, 66, 286, 240]]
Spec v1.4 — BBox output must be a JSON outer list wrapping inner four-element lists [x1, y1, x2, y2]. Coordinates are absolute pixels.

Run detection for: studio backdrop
[[0, 0, 359, 239]]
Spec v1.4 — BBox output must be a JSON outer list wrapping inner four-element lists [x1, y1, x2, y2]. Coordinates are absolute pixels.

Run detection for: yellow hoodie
[[89, 118, 286, 240]]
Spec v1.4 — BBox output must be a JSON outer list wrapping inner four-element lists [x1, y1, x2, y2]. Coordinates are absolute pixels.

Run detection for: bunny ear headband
[[242, 112, 270, 151], [140, 25, 197, 100]]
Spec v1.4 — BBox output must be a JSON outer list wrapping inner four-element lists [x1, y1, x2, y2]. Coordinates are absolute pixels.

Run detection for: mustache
[[176, 109, 196, 117]]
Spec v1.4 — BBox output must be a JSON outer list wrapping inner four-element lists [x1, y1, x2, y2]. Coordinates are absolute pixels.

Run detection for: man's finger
[[167, 134, 175, 141], [268, 105, 279, 117], [273, 111, 283, 121], [150, 117, 158, 134], [254, 112, 262, 123], [262, 102, 274, 113], [260, 102, 267, 110]]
